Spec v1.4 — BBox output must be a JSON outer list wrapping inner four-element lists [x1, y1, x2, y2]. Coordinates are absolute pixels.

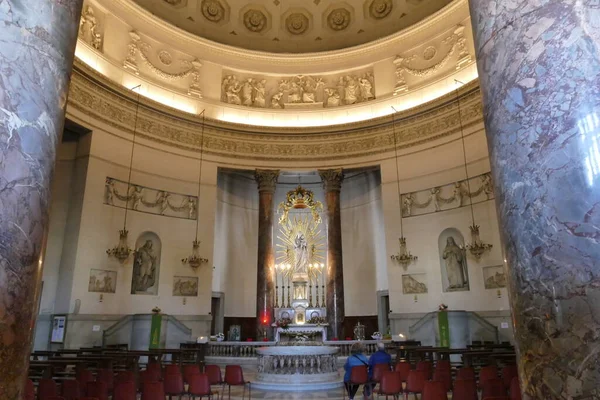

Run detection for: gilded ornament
[[369, 0, 392, 19], [201, 0, 225, 22], [327, 8, 351, 31], [286, 13, 309, 35], [244, 9, 268, 32]]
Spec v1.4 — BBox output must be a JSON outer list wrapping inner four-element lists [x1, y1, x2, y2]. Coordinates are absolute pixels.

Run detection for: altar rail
[[206, 340, 391, 358]]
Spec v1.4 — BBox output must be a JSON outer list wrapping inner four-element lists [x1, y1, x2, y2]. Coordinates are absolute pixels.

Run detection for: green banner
[[438, 311, 450, 347], [149, 314, 162, 349]]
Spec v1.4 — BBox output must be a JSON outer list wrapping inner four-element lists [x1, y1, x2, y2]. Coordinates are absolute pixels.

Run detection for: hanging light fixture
[[182, 110, 209, 269], [106, 85, 141, 263], [455, 80, 493, 259], [389, 106, 418, 268]]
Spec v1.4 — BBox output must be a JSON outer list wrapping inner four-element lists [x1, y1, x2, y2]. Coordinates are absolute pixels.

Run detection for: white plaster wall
[[213, 170, 259, 317], [340, 169, 386, 316]]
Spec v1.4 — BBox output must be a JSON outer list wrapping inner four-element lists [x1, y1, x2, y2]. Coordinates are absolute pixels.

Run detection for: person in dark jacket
[[344, 342, 370, 399], [368, 341, 392, 374]]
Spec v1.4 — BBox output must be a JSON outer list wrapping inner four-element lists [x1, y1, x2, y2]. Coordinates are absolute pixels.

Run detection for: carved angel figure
[[188, 196, 196, 219], [453, 182, 463, 207], [343, 75, 358, 105], [157, 191, 170, 215], [105, 178, 114, 205], [431, 187, 441, 211], [253, 79, 267, 108], [131, 186, 143, 210], [403, 194, 413, 217]]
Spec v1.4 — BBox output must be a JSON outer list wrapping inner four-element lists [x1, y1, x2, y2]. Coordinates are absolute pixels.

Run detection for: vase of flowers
[[438, 304, 448, 311], [275, 318, 292, 330], [216, 333, 225, 342], [371, 332, 383, 340]]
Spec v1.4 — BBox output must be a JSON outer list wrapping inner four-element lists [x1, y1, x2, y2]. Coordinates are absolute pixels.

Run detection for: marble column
[[319, 169, 344, 340], [469, 1, 600, 398], [0, 1, 83, 398], [254, 170, 279, 339]]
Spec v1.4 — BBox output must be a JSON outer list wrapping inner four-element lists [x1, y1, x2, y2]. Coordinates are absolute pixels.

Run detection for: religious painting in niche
[[402, 274, 428, 294], [88, 269, 117, 293], [439, 228, 470, 292], [483, 265, 507, 289], [131, 232, 161, 295], [173, 276, 199, 296]]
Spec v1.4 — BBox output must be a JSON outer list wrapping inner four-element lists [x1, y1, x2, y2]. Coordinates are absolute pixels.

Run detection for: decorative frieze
[[401, 172, 493, 217], [104, 177, 198, 220], [221, 70, 375, 109]]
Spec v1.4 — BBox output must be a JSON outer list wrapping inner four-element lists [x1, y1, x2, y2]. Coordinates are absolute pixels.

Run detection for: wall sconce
[[99, 294, 104, 303], [183, 297, 187, 305]]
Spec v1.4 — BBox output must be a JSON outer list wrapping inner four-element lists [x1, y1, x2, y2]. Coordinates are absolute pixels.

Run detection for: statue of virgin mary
[[293, 232, 309, 277]]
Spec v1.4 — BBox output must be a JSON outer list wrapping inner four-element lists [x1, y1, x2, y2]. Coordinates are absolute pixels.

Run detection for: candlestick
[[308, 280, 313, 307], [321, 284, 326, 308]]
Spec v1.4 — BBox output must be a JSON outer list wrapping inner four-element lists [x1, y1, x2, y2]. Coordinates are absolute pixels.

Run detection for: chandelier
[[389, 107, 417, 269], [182, 110, 209, 270], [106, 85, 141, 263], [455, 80, 492, 259]]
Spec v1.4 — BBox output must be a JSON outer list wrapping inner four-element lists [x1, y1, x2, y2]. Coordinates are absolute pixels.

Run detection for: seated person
[[368, 342, 392, 378], [344, 342, 371, 399]]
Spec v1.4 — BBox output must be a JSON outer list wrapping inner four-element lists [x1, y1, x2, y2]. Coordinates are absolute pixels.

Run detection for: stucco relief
[[68, 61, 484, 161], [326, 8, 351, 31], [285, 12, 310, 35], [79, 5, 103, 51], [368, 0, 392, 19], [243, 9, 269, 33], [201, 0, 228, 23]]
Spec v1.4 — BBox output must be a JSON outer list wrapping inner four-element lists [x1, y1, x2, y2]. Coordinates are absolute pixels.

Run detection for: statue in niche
[[253, 79, 267, 108], [431, 187, 441, 211], [271, 92, 283, 108], [132, 240, 157, 293], [293, 232, 309, 276], [187, 196, 196, 219], [343, 75, 359, 105], [325, 88, 340, 107], [241, 78, 253, 107], [131, 186, 143, 210], [294, 284, 306, 299], [105, 178, 114, 205], [443, 237, 468, 290], [482, 174, 493, 199], [359, 77, 374, 101], [403, 194, 413, 217], [453, 182, 463, 207]]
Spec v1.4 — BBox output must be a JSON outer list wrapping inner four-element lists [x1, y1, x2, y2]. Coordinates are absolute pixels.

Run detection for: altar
[[275, 324, 328, 342]]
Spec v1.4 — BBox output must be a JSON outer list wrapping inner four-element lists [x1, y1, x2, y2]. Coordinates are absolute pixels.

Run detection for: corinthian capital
[[318, 168, 344, 192], [254, 169, 279, 193]]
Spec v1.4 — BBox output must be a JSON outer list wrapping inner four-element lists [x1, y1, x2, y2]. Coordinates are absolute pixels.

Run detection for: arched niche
[[131, 231, 162, 295], [438, 228, 470, 292]]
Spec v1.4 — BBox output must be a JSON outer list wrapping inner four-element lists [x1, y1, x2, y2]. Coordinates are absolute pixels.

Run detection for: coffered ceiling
[[132, 0, 453, 53]]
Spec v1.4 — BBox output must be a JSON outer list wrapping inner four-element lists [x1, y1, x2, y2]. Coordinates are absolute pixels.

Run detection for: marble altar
[[275, 324, 328, 342]]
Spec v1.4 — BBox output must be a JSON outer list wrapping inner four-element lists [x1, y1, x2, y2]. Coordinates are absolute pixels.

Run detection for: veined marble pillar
[[319, 169, 344, 340], [254, 169, 279, 339], [469, 1, 600, 398], [0, 1, 83, 398]]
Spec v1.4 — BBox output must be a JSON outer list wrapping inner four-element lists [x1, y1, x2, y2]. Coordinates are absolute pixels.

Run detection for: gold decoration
[[276, 214, 324, 282], [278, 185, 323, 224], [181, 240, 209, 269]]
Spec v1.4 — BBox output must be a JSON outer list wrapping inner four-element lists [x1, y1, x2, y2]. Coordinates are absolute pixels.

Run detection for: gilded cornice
[[68, 60, 484, 162]]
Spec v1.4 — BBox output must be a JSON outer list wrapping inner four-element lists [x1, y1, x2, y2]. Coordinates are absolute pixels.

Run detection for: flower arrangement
[[371, 332, 383, 340], [307, 316, 327, 324], [275, 318, 292, 330], [215, 333, 225, 342], [438, 304, 449, 311], [152, 306, 161, 314]]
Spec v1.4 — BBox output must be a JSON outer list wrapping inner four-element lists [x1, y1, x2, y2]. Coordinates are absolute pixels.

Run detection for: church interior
[[1, 0, 597, 399]]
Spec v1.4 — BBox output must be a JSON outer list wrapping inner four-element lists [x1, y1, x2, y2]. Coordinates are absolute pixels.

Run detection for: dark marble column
[[469, 1, 600, 398], [319, 169, 344, 340], [0, 1, 83, 398], [254, 169, 279, 339]]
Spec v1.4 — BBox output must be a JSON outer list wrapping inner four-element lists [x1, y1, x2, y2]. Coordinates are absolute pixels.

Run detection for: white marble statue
[[343, 75, 358, 105], [241, 78, 253, 107], [443, 237, 468, 290], [359, 77, 374, 101], [132, 240, 157, 292], [325, 88, 340, 107], [253, 79, 267, 108], [293, 232, 309, 276]]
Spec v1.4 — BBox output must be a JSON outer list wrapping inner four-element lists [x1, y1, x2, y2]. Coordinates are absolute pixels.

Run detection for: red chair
[[376, 371, 402, 400], [79, 398, 101, 400], [165, 364, 181, 376], [183, 365, 201, 384], [432, 368, 452, 392], [96, 369, 114, 392], [44, 397, 66, 400], [483, 398, 509, 400], [164, 373, 185, 400], [501, 365, 518, 389], [456, 367, 475, 381], [372, 363, 391, 384], [422, 380, 448, 400], [479, 365, 499, 388], [416, 361, 433, 379], [141, 381, 165, 400], [188, 373, 215, 399], [115, 371, 136, 385], [140, 369, 161, 384], [394, 362, 412, 383], [205, 365, 224, 386], [24, 379, 35, 400], [77, 370, 95, 392], [147, 362, 162, 379], [38, 378, 58, 399], [435, 360, 451, 373], [86, 382, 108, 400], [61, 380, 82, 400], [345, 366, 370, 399], [481, 378, 506, 399], [451, 379, 477, 400], [113, 381, 136, 400], [223, 365, 251, 400], [404, 370, 426, 400], [509, 377, 522, 400]]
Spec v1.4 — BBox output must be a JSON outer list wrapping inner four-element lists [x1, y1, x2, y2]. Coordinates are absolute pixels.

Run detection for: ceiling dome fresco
[[131, 0, 453, 53]]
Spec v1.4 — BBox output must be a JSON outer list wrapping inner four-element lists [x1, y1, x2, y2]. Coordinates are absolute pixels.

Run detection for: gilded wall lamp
[[389, 106, 418, 269], [106, 85, 141, 263], [455, 80, 492, 259], [182, 110, 209, 269]]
